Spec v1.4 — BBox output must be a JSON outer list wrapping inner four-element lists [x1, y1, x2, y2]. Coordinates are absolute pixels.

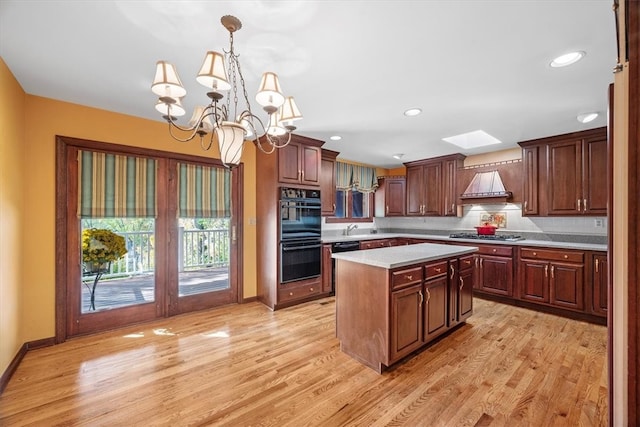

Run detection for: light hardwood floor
[[0, 297, 607, 426]]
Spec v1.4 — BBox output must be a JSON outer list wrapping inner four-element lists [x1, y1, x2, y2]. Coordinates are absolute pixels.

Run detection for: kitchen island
[[332, 243, 478, 373]]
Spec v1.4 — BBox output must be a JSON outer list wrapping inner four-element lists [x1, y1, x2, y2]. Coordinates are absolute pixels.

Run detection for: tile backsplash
[[322, 203, 608, 240]]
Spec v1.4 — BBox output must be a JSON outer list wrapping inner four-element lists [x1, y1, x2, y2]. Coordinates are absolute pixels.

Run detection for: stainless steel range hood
[[460, 170, 512, 202]]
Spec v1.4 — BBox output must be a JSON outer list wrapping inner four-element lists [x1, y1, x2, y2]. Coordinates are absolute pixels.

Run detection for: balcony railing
[[98, 228, 230, 279]]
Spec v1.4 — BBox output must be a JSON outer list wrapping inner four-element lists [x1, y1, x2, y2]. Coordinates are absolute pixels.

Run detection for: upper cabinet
[[518, 127, 607, 216], [375, 176, 406, 217], [278, 135, 323, 186], [320, 149, 339, 216], [405, 154, 465, 217]]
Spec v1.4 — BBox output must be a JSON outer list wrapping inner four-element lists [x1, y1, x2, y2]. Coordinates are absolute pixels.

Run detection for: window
[[329, 161, 377, 223], [335, 188, 372, 219]]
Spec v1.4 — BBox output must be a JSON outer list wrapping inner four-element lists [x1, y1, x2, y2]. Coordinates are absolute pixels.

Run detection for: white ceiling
[[0, 1, 616, 168]]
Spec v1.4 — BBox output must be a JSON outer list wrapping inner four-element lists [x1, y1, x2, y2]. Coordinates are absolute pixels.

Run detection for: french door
[[56, 137, 242, 339]]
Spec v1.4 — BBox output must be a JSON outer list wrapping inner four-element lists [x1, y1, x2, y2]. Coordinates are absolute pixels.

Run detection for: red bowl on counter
[[475, 225, 497, 235]]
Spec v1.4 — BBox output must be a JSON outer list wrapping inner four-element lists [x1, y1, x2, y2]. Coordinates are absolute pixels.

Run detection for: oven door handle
[[282, 244, 322, 251]]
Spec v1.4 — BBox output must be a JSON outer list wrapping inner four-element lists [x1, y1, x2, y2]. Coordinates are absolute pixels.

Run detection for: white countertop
[[322, 233, 607, 252], [331, 242, 478, 269]]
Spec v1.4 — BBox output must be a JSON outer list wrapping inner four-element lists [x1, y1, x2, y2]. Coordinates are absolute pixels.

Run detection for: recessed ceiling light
[[442, 130, 502, 149], [392, 153, 404, 160], [404, 108, 422, 117], [330, 135, 342, 141], [577, 112, 598, 123], [550, 51, 585, 68]]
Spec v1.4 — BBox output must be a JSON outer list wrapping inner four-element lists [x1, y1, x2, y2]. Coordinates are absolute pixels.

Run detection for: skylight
[[442, 130, 502, 149]]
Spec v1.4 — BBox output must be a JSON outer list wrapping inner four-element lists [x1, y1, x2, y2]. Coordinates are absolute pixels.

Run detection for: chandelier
[[151, 15, 303, 167]]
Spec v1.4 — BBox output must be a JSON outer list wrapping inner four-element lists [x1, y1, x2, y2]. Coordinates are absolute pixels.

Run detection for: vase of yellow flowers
[[81, 228, 127, 310]]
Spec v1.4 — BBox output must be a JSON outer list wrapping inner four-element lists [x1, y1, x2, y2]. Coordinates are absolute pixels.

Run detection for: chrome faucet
[[345, 224, 358, 236]]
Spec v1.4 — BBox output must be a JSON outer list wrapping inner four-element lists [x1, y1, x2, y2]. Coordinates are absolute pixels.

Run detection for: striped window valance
[[178, 163, 231, 218], [335, 162, 379, 193], [78, 150, 157, 218]]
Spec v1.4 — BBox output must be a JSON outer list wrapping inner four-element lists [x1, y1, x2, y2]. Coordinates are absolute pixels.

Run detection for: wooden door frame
[[55, 136, 243, 342]]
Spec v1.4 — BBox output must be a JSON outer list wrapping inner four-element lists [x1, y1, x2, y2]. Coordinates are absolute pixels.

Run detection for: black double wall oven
[[279, 187, 322, 283]]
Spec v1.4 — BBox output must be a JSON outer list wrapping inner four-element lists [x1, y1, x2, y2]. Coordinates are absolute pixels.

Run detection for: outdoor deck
[[81, 267, 229, 313]]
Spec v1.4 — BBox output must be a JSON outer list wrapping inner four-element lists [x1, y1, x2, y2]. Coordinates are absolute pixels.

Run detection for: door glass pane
[[178, 218, 230, 296], [80, 218, 155, 313]]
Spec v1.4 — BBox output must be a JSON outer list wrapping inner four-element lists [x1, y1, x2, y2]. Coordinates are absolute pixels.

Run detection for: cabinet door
[[278, 143, 302, 184], [547, 140, 582, 215], [520, 260, 549, 303], [443, 159, 458, 216], [300, 145, 321, 185], [458, 266, 474, 321], [386, 178, 406, 216], [424, 276, 448, 342], [550, 262, 584, 311], [320, 156, 336, 216], [592, 253, 608, 316], [390, 284, 424, 362], [321, 244, 333, 293], [405, 166, 424, 216], [423, 163, 442, 216], [522, 146, 539, 215], [478, 255, 513, 296], [582, 138, 608, 215]]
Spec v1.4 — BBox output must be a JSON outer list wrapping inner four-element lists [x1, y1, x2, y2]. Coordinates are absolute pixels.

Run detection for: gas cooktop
[[449, 232, 525, 241]]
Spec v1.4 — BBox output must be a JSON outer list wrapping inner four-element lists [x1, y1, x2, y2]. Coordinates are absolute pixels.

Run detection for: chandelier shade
[[151, 15, 303, 168], [255, 72, 285, 112], [196, 51, 231, 91], [152, 61, 186, 99], [280, 96, 303, 124]]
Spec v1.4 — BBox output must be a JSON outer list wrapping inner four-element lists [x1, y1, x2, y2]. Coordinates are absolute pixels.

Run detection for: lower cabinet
[[390, 284, 424, 361], [518, 248, 585, 312], [336, 253, 472, 373], [591, 252, 608, 316], [321, 244, 333, 293], [473, 245, 514, 297]]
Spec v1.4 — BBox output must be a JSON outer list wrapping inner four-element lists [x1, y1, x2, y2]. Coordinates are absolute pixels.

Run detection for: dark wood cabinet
[[360, 239, 394, 250], [335, 251, 473, 372], [591, 252, 608, 316], [518, 127, 607, 216], [320, 149, 339, 216], [374, 176, 406, 217], [278, 139, 321, 186], [474, 245, 514, 297], [423, 275, 448, 341], [522, 146, 540, 215], [443, 158, 460, 216], [256, 134, 325, 310], [518, 247, 585, 312], [390, 284, 424, 361], [404, 154, 465, 217], [458, 255, 474, 320], [322, 244, 333, 293]]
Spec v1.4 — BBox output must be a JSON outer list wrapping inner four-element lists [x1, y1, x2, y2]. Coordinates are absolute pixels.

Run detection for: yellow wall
[[0, 58, 26, 375], [0, 60, 258, 373]]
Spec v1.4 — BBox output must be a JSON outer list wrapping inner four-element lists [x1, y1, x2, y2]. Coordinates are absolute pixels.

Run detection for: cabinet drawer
[[477, 245, 513, 257], [459, 255, 474, 271], [278, 281, 322, 303], [391, 266, 423, 289], [425, 261, 448, 279], [360, 239, 390, 250], [520, 248, 584, 263]]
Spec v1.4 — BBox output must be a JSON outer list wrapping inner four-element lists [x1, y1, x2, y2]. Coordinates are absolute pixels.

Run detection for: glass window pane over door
[[80, 218, 155, 313], [176, 163, 232, 302]]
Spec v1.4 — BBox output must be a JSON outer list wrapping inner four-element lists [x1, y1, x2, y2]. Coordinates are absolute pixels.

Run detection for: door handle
[[459, 276, 464, 290], [425, 288, 431, 304], [595, 258, 599, 273], [551, 265, 555, 279], [577, 199, 581, 212], [419, 290, 424, 306], [545, 265, 548, 278], [450, 264, 455, 279], [583, 198, 587, 211]]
